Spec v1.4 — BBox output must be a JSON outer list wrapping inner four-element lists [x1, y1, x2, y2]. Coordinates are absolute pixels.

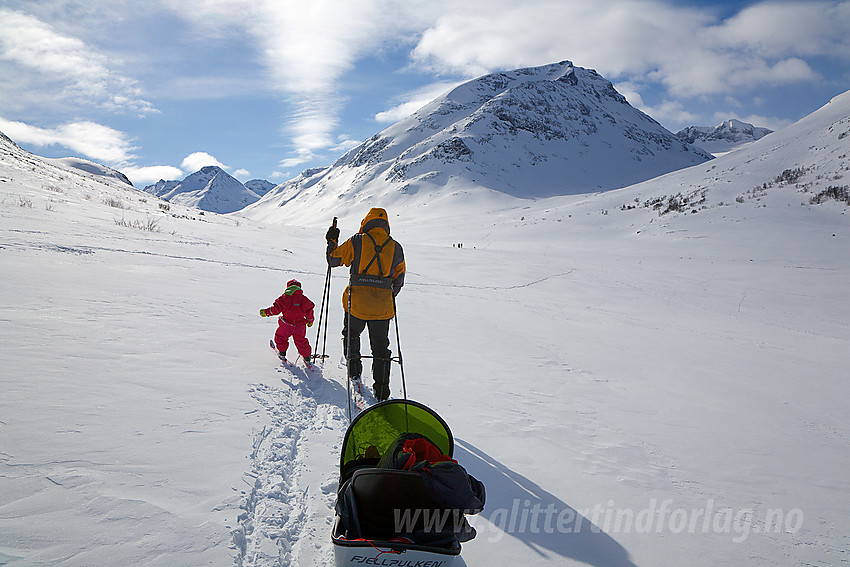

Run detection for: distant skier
[[326, 208, 405, 401], [260, 279, 315, 367]]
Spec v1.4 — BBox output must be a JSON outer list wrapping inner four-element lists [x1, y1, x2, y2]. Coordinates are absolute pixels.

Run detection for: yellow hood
[[359, 207, 390, 235]]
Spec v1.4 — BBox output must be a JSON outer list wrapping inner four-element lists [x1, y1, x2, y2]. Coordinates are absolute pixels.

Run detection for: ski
[[351, 376, 383, 412], [350, 377, 366, 411], [270, 339, 320, 375], [269, 339, 295, 368]]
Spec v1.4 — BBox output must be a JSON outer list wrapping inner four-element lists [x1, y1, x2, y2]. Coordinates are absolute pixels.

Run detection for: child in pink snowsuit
[[260, 279, 315, 364]]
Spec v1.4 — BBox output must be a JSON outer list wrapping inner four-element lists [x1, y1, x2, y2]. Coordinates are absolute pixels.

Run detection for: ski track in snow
[[234, 363, 349, 567]]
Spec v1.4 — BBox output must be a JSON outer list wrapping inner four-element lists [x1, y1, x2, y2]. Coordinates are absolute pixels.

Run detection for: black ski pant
[[342, 313, 391, 401]]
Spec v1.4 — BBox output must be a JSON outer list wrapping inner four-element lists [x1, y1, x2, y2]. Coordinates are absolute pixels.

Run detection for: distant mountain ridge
[[242, 60, 713, 224], [245, 179, 275, 197], [143, 166, 269, 214], [677, 119, 773, 156], [0, 130, 134, 187]]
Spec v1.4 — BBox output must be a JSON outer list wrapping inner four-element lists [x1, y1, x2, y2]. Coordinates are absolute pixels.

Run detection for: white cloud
[[0, 116, 137, 164], [121, 165, 185, 187], [278, 149, 316, 169], [711, 1, 850, 58], [0, 8, 156, 115], [409, 0, 849, 99], [375, 100, 426, 125], [645, 100, 701, 129], [613, 82, 645, 109], [234, 168, 250, 179], [181, 152, 227, 172], [330, 135, 362, 154], [375, 81, 460, 123]]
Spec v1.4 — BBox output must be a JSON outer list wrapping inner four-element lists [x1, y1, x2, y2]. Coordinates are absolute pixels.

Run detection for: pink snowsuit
[[265, 286, 315, 360]]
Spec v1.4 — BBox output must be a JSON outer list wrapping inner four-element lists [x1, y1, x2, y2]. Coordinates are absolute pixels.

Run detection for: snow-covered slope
[[145, 166, 261, 214], [0, 131, 136, 189], [605, 92, 848, 221], [1, 91, 848, 567], [241, 61, 711, 224], [43, 156, 133, 186], [677, 119, 773, 156]]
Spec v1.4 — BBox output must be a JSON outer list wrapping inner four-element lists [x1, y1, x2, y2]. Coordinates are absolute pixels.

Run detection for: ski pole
[[313, 276, 326, 360], [314, 217, 337, 363], [321, 265, 331, 357], [314, 266, 332, 361]]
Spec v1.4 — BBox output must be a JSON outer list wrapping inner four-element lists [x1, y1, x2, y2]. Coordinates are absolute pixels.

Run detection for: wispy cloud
[[0, 8, 157, 116], [0, 116, 138, 164], [164, 0, 433, 166]]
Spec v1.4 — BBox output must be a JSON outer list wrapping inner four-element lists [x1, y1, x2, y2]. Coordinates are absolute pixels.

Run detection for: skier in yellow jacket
[[326, 208, 405, 401]]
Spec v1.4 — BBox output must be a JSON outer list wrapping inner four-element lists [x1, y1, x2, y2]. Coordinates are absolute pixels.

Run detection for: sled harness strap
[[351, 232, 394, 290]]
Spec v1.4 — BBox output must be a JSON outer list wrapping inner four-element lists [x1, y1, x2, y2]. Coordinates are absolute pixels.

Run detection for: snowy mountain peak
[[242, 61, 712, 224], [333, 60, 709, 196], [677, 119, 773, 156], [143, 166, 262, 214], [244, 179, 276, 197]]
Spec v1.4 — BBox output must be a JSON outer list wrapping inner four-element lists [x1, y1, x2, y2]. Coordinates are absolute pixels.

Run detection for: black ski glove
[[326, 224, 340, 245]]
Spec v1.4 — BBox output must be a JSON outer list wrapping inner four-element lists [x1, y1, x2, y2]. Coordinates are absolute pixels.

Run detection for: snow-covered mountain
[[1, 130, 136, 192], [0, 130, 134, 187], [244, 179, 275, 197], [241, 61, 711, 224], [144, 166, 260, 214], [143, 178, 179, 196], [676, 119, 773, 156]]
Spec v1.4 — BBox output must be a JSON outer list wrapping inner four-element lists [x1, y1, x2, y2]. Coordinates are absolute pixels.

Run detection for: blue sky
[[1, 0, 848, 187]]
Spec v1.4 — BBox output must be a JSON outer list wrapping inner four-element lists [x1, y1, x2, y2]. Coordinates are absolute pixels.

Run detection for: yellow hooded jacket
[[327, 208, 406, 320]]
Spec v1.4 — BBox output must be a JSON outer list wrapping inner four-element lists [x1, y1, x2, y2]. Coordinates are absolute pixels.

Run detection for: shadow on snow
[[456, 439, 637, 567]]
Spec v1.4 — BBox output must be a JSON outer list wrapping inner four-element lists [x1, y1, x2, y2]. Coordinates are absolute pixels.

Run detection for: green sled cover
[[339, 399, 453, 482]]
